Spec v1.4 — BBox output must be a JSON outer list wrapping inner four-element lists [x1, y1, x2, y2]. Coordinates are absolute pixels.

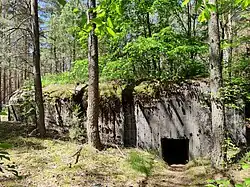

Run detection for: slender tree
[[0, 0, 3, 112], [31, 0, 46, 137], [208, 0, 225, 167], [86, 0, 102, 150]]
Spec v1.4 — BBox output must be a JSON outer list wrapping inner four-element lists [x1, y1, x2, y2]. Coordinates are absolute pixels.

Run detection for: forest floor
[[0, 122, 249, 187]]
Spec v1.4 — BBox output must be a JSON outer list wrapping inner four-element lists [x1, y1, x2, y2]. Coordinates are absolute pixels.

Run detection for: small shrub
[[235, 178, 250, 187], [206, 179, 231, 187], [68, 106, 87, 142], [127, 151, 154, 177]]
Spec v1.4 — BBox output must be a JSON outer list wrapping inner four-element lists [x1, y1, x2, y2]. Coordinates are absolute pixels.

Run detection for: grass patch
[[1, 122, 249, 187]]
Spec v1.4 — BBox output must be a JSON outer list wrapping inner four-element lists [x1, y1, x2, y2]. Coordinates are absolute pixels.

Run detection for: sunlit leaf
[[235, 184, 243, 187], [242, 0, 250, 9], [235, 0, 243, 5], [242, 164, 250, 169], [195, 0, 203, 12], [73, 8, 79, 14], [92, 18, 103, 26], [198, 9, 207, 22], [206, 4, 216, 12], [116, 4, 122, 15], [107, 17, 114, 29], [106, 27, 116, 37], [84, 24, 93, 33], [95, 27, 101, 35], [245, 178, 250, 185], [98, 11, 106, 18], [182, 0, 190, 7], [96, 5, 101, 12]]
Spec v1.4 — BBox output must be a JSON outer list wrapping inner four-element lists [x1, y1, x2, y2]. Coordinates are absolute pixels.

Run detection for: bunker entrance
[[247, 126, 250, 147], [246, 102, 250, 119], [161, 138, 189, 165]]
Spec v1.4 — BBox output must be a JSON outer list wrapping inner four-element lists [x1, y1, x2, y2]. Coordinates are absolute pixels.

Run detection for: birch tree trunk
[[224, 13, 233, 80], [208, 0, 225, 167], [31, 0, 46, 137], [0, 0, 3, 111], [86, 0, 102, 150]]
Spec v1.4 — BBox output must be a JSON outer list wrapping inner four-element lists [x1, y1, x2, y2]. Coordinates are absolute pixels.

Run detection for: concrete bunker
[[161, 138, 189, 165], [8, 80, 247, 161]]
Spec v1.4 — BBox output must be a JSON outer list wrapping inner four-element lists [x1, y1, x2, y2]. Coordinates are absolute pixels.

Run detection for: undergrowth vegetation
[[0, 122, 249, 187]]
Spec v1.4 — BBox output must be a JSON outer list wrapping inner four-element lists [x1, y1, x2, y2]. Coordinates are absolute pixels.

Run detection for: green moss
[[99, 82, 123, 99], [43, 84, 75, 99], [134, 82, 156, 97]]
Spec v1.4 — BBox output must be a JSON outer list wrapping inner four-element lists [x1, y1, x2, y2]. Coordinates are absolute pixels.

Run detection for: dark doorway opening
[[161, 138, 189, 165], [245, 102, 250, 119], [247, 126, 250, 147]]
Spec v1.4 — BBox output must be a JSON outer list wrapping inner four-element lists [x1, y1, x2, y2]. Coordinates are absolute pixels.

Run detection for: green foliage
[[47, 0, 248, 109], [70, 60, 89, 83], [220, 83, 248, 109], [221, 56, 250, 109], [206, 179, 231, 187], [235, 0, 250, 9], [206, 151, 250, 187], [98, 26, 208, 82], [0, 111, 7, 115], [223, 137, 240, 165], [239, 151, 250, 170], [232, 57, 250, 82], [235, 178, 250, 187], [42, 72, 74, 86], [42, 59, 90, 86], [127, 151, 154, 177], [68, 105, 87, 142]]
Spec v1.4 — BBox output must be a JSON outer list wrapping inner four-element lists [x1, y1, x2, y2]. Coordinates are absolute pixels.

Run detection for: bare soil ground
[[0, 122, 249, 187]]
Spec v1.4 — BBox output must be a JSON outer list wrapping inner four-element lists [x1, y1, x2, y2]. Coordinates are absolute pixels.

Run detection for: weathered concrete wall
[[8, 80, 247, 160], [134, 81, 246, 159], [135, 81, 213, 159], [99, 96, 124, 145]]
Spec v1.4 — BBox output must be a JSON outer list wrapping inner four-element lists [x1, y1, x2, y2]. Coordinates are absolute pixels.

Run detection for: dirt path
[[146, 164, 211, 187]]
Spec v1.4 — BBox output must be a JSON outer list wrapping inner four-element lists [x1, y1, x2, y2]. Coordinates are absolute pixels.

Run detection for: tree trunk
[[8, 67, 12, 97], [31, 0, 46, 137], [0, 63, 2, 112], [0, 0, 3, 111], [208, 0, 225, 167], [146, 12, 152, 37], [1, 0, 6, 107], [187, 2, 192, 38], [8, 38, 12, 97], [86, 0, 102, 150], [224, 13, 232, 80], [3, 67, 6, 104], [53, 41, 58, 73]]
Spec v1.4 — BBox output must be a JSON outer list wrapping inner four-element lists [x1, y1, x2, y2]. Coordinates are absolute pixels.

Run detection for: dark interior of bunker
[[161, 138, 189, 165]]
